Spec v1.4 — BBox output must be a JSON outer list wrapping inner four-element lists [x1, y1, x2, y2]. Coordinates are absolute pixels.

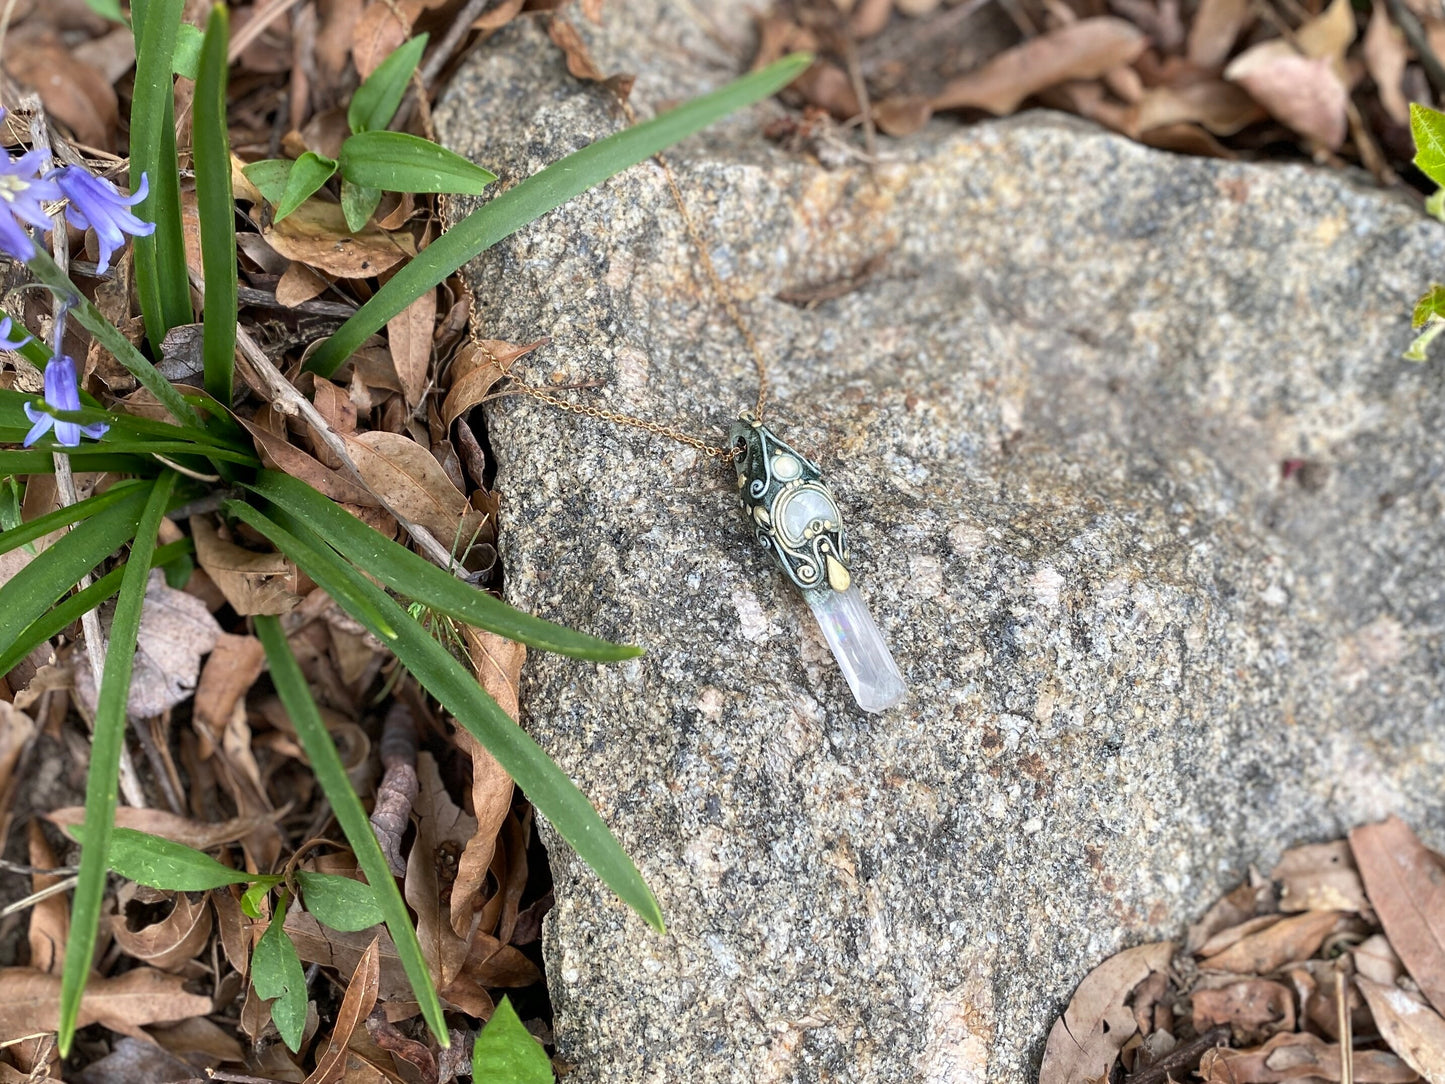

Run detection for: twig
[[841, 34, 876, 161], [419, 0, 500, 90], [225, 301, 469, 576], [24, 94, 147, 810], [226, 0, 308, 63], [1123, 1025, 1230, 1084], [0, 875, 78, 918], [1338, 968, 1354, 1084], [1383, 0, 1445, 99]]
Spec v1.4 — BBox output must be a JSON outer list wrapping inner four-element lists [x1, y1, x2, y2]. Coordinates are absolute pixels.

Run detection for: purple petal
[[22, 403, 53, 447], [54, 420, 81, 447], [0, 211, 35, 263], [0, 316, 31, 351]]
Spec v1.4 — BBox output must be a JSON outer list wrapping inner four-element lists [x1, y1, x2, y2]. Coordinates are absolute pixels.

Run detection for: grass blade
[[130, 0, 191, 344], [0, 451, 149, 475], [234, 502, 665, 934], [0, 481, 143, 556], [243, 470, 642, 661], [57, 470, 176, 1055], [254, 614, 448, 1045], [226, 500, 397, 639], [307, 53, 812, 377], [0, 540, 191, 676], [0, 488, 151, 653], [194, 5, 238, 405], [0, 309, 52, 368], [24, 250, 203, 429]]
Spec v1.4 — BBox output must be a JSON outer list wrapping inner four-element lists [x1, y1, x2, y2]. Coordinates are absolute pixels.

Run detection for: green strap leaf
[[243, 470, 642, 661], [296, 870, 385, 932], [0, 540, 192, 677], [251, 894, 309, 1052], [0, 481, 142, 557], [239, 503, 664, 935], [254, 614, 448, 1045], [130, 0, 192, 344], [338, 131, 496, 195], [0, 488, 151, 657], [307, 53, 812, 377], [194, 5, 238, 406], [276, 152, 340, 222], [58, 471, 177, 1056], [472, 996, 553, 1083], [65, 825, 254, 890], [348, 33, 428, 134]]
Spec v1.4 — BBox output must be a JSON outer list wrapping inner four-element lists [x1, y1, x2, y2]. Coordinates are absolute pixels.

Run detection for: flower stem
[[23, 248, 203, 429]]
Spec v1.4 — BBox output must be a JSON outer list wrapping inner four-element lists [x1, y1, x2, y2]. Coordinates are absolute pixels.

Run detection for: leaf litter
[[1041, 817, 1445, 1083], [1, 0, 572, 1075]]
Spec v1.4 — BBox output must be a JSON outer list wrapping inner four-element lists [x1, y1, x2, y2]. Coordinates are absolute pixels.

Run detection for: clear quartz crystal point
[[807, 584, 907, 714], [729, 412, 907, 714]]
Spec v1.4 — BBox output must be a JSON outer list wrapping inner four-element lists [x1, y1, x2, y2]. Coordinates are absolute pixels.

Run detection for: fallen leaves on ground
[[1041, 817, 1445, 1083], [765, 0, 1429, 182]]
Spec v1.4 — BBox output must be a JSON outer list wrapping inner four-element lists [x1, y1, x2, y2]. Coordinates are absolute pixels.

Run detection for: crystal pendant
[[729, 412, 907, 714]]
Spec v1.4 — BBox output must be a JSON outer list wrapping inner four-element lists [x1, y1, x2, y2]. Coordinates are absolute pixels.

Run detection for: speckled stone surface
[[436, 8, 1445, 1082]]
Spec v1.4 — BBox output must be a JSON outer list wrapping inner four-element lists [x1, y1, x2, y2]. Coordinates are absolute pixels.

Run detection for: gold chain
[[456, 95, 770, 464]]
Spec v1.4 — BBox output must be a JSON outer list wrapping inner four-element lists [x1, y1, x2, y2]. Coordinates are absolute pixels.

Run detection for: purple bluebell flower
[[0, 110, 61, 263], [50, 166, 153, 274], [23, 355, 108, 448], [0, 314, 31, 351]]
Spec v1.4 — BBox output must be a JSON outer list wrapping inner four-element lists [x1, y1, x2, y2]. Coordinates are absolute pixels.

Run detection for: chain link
[[451, 94, 770, 464]]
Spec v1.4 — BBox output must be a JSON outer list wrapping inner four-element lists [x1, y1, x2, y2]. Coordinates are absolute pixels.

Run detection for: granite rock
[[436, 8, 1445, 1081]]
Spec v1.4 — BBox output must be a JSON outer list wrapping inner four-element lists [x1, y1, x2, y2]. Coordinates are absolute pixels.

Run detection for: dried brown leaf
[[1351, 817, 1445, 1017], [240, 414, 381, 508], [1184, 0, 1254, 67], [351, 0, 438, 77], [112, 891, 213, 972], [344, 430, 483, 546], [933, 19, 1147, 115], [192, 517, 300, 617], [195, 633, 268, 753], [1039, 940, 1175, 1084], [74, 573, 221, 719], [264, 200, 414, 279], [276, 262, 332, 308], [388, 287, 436, 408], [27, 822, 66, 974], [1357, 975, 1445, 1083], [440, 338, 545, 428], [873, 94, 934, 136], [1364, 1, 1410, 125], [8, 43, 118, 151], [1191, 979, 1296, 1043], [1199, 910, 1342, 974], [1135, 80, 1266, 135], [450, 630, 521, 938], [1356, 933, 1408, 986], [1198, 1028, 1418, 1082], [1297, 0, 1358, 62], [149, 1015, 247, 1067], [1223, 45, 1349, 148], [304, 938, 380, 1084], [77, 1036, 200, 1084], [283, 913, 415, 1006], [0, 967, 212, 1043], [548, 16, 606, 82], [1197, 914, 1286, 958], [1273, 840, 1370, 915], [405, 754, 477, 1002]]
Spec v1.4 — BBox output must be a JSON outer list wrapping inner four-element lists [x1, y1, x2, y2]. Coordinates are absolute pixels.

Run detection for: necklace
[[462, 132, 906, 715]]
